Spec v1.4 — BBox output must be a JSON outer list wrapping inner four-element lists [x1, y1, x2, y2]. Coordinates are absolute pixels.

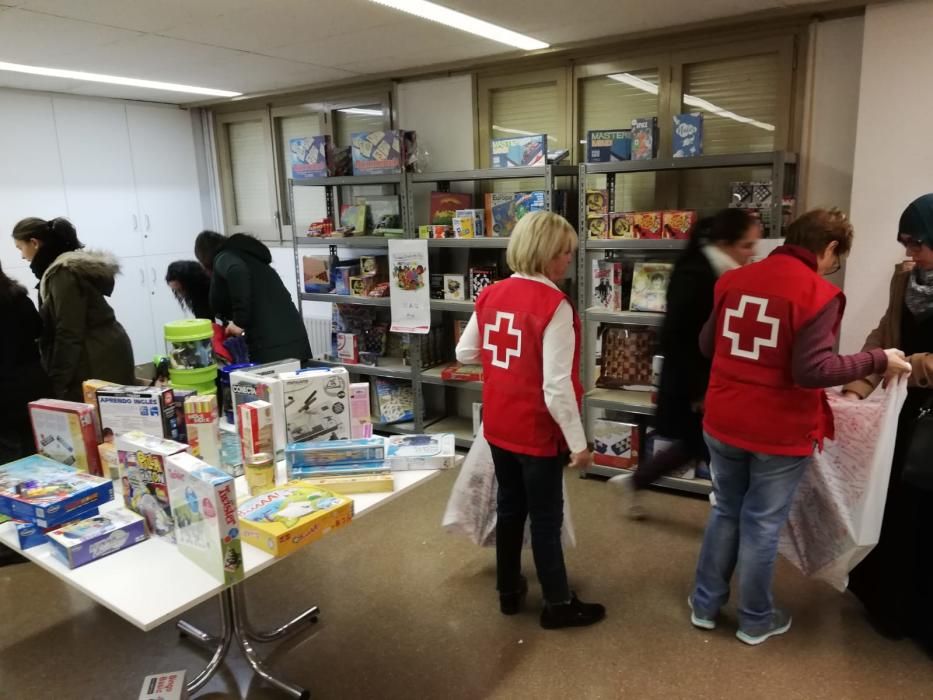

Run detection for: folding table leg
[[236, 584, 320, 643], [182, 589, 234, 695]]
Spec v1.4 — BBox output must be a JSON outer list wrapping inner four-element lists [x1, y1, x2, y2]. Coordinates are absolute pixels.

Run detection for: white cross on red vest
[[722, 294, 780, 360], [483, 311, 522, 369]]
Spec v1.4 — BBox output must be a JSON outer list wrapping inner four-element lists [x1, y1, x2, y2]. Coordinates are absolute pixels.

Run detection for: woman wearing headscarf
[[843, 194, 933, 649]]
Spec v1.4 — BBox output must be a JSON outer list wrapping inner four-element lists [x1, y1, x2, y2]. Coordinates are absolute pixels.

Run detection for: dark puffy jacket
[[39, 250, 136, 401], [209, 234, 311, 364]]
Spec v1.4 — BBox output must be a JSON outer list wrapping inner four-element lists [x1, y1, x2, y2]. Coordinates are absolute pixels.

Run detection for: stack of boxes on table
[[0, 361, 457, 571]]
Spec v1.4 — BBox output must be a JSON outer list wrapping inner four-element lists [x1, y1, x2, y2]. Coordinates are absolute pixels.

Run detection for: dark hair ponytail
[[685, 208, 756, 253], [12, 216, 83, 252], [0, 259, 26, 303]]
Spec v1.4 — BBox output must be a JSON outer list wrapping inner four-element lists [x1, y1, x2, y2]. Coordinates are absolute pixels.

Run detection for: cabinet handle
[[150, 268, 156, 285], [144, 214, 151, 232], [132, 214, 138, 231], [138, 269, 144, 285]]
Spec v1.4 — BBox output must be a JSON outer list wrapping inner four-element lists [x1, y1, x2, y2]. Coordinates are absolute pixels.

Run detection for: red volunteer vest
[[704, 248, 843, 456], [476, 277, 583, 457]]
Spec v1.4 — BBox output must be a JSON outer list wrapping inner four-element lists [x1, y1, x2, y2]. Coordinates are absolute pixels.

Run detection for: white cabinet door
[[144, 253, 190, 349], [52, 97, 142, 258], [0, 92, 69, 272], [110, 256, 156, 365], [126, 104, 204, 257]]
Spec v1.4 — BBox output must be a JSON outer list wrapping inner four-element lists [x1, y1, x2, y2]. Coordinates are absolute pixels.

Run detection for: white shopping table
[[0, 465, 441, 699]]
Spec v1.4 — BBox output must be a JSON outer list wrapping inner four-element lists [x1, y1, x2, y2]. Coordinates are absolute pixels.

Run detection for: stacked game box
[[28, 399, 103, 476], [593, 420, 640, 469], [289, 135, 335, 179], [47, 510, 148, 568], [490, 134, 546, 168], [385, 434, 457, 471], [350, 130, 416, 175], [97, 386, 179, 440], [116, 431, 189, 539], [231, 359, 301, 459], [630, 262, 674, 313]]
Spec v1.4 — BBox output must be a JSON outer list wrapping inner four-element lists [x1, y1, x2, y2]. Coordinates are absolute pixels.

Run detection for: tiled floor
[[2, 470, 932, 699]]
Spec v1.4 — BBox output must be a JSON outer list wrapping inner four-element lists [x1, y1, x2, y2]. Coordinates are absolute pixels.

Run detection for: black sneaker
[[540, 594, 606, 630], [499, 577, 528, 615]]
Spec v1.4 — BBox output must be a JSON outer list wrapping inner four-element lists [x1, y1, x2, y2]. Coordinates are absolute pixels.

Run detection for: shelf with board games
[[296, 236, 391, 248], [300, 292, 391, 307], [585, 308, 665, 327], [411, 165, 577, 184], [309, 357, 412, 380], [585, 239, 688, 251], [584, 388, 656, 416], [420, 364, 483, 391]]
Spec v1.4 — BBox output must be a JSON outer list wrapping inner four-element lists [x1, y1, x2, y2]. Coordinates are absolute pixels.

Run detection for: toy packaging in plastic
[[238, 482, 354, 556], [29, 399, 103, 476], [385, 433, 457, 471], [593, 419, 640, 469], [280, 368, 351, 443], [166, 452, 244, 585], [97, 386, 179, 440], [47, 509, 148, 568], [0, 455, 114, 528], [116, 431, 189, 539], [238, 400, 273, 463]]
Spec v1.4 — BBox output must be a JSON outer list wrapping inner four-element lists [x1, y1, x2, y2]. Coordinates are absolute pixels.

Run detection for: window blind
[[279, 113, 327, 228], [227, 120, 272, 229], [490, 82, 561, 194]]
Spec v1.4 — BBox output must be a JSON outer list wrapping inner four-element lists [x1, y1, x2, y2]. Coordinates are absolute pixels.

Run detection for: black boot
[[499, 577, 528, 615], [540, 594, 606, 629]]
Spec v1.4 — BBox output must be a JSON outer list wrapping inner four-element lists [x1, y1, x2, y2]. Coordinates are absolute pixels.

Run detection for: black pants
[[490, 444, 570, 605], [632, 410, 709, 490]]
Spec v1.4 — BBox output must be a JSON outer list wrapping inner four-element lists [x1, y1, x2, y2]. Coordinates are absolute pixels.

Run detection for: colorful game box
[[1, 507, 99, 549], [349, 383, 372, 439], [490, 134, 546, 168], [351, 130, 416, 175], [633, 211, 663, 239], [184, 394, 221, 468], [455, 209, 486, 237], [29, 399, 103, 476], [385, 433, 457, 470], [280, 368, 351, 443], [484, 191, 546, 236], [97, 386, 179, 441], [373, 378, 414, 424], [82, 379, 115, 436], [238, 400, 273, 464], [452, 215, 476, 239], [419, 224, 451, 239], [237, 483, 354, 557], [586, 215, 609, 239], [165, 452, 244, 585], [231, 359, 300, 460], [469, 267, 496, 301], [302, 255, 331, 293], [289, 135, 335, 179], [593, 419, 640, 469], [586, 189, 609, 216], [610, 212, 635, 239], [631, 117, 658, 160], [0, 455, 113, 528], [116, 431, 189, 539], [672, 113, 703, 158], [336, 332, 360, 364], [662, 210, 697, 240], [285, 437, 386, 473], [586, 130, 632, 162], [630, 262, 674, 313], [350, 275, 375, 297], [430, 192, 472, 226], [592, 259, 624, 311], [443, 274, 465, 301], [47, 509, 148, 568]]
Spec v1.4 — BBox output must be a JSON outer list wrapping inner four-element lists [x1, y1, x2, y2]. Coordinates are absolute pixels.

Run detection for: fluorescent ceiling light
[[608, 73, 774, 132], [368, 0, 549, 51], [338, 108, 384, 115], [0, 60, 241, 97], [492, 124, 538, 136]]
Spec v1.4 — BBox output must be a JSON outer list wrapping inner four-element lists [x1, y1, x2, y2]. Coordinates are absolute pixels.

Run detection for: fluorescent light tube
[[368, 0, 548, 51], [339, 108, 384, 115], [0, 61, 242, 97]]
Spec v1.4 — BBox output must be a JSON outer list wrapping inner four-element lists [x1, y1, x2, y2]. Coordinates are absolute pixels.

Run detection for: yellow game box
[[237, 482, 354, 557]]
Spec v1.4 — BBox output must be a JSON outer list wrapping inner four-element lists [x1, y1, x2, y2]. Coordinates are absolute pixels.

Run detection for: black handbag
[[902, 395, 933, 491]]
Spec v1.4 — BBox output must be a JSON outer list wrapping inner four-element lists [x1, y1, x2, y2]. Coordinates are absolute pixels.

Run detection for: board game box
[[586, 129, 632, 162], [469, 267, 496, 300], [184, 394, 221, 468], [592, 259, 624, 311], [586, 189, 609, 216], [29, 399, 103, 476], [302, 255, 331, 293], [672, 113, 703, 158], [451, 215, 475, 239], [490, 134, 546, 168], [586, 215, 609, 239], [165, 452, 244, 585], [443, 274, 465, 301], [373, 378, 414, 424], [430, 192, 472, 226], [610, 212, 635, 239], [285, 437, 386, 475], [1, 505, 99, 549], [280, 368, 351, 443], [231, 359, 301, 460], [289, 135, 335, 179], [630, 262, 673, 313], [662, 210, 697, 240], [116, 431, 189, 539], [97, 386, 179, 441], [484, 191, 546, 236], [47, 509, 148, 568], [351, 130, 416, 175], [633, 211, 663, 239], [237, 483, 354, 557], [631, 117, 658, 160], [455, 209, 486, 237], [238, 400, 273, 463], [0, 455, 113, 528], [593, 419, 640, 469], [385, 433, 457, 470]]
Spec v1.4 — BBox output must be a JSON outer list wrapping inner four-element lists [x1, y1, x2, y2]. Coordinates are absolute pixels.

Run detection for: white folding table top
[[0, 467, 440, 631]]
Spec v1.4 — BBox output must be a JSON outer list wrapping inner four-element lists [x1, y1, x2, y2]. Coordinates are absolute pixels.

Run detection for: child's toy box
[[443, 274, 465, 301], [138, 671, 188, 700], [349, 382, 372, 439], [633, 211, 663, 239], [351, 130, 416, 175], [29, 399, 103, 476], [455, 209, 485, 237], [302, 256, 331, 293], [285, 437, 386, 476], [610, 212, 635, 239], [116, 431, 189, 539], [289, 135, 335, 179], [490, 134, 546, 168], [279, 368, 351, 444], [373, 378, 414, 424], [238, 400, 273, 463], [586, 215, 609, 239], [430, 192, 472, 226], [586, 130, 632, 162], [165, 452, 244, 585], [82, 379, 115, 435], [0, 455, 113, 528], [631, 117, 658, 160], [592, 259, 623, 311], [184, 394, 221, 468], [469, 267, 496, 301], [97, 386, 179, 440], [662, 210, 697, 240], [47, 509, 148, 568], [231, 359, 301, 460], [451, 215, 475, 239], [385, 433, 457, 471], [586, 189, 610, 216], [237, 482, 354, 557], [672, 113, 703, 158], [1, 508, 98, 549], [484, 191, 546, 236], [296, 473, 394, 495], [593, 419, 640, 469]]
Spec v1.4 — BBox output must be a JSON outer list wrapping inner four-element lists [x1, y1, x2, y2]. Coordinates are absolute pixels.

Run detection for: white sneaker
[[608, 472, 646, 520]]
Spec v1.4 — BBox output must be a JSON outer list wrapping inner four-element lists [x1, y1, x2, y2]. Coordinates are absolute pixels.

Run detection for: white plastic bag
[[442, 426, 577, 548], [778, 379, 908, 591]]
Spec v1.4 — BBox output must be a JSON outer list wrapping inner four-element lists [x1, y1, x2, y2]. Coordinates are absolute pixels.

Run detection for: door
[[0, 92, 69, 271], [126, 103, 205, 257], [109, 256, 156, 365], [145, 253, 191, 347], [52, 97, 142, 258]]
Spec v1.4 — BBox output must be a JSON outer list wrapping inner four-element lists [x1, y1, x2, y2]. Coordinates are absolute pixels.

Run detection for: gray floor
[[2, 470, 932, 699]]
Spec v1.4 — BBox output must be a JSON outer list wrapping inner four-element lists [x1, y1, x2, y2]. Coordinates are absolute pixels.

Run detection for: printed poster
[[389, 239, 431, 334]]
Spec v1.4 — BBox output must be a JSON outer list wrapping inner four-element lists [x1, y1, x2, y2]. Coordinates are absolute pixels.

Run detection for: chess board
[[596, 326, 656, 390]]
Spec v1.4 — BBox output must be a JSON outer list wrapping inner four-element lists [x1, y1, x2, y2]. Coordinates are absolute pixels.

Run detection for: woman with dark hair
[[843, 194, 933, 649], [0, 261, 51, 463], [611, 209, 761, 518], [194, 231, 311, 364], [165, 260, 233, 365], [12, 217, 135, 401]]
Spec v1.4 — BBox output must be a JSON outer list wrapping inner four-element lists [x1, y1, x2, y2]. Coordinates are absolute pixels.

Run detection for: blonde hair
[[506, 211, 578, 275]]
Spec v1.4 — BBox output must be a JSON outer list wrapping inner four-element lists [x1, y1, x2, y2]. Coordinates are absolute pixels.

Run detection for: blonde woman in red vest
[[689, 209, 911, 645], [456, 211, 605, 630]]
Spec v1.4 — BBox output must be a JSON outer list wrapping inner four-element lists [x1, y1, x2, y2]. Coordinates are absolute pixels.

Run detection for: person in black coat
[[611, 209, 760, 517], [194, 231, 311, 365]]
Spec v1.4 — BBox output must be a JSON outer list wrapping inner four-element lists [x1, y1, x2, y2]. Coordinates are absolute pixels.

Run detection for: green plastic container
[[169, 364, 218, 395], [164, 319, 214, 371]]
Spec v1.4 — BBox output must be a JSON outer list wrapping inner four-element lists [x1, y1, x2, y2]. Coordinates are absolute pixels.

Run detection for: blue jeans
[[692, 433, 810, 634]]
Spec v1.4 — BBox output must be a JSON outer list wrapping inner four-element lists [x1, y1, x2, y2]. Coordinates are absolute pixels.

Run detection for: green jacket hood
[[39, 249, 120, 302]]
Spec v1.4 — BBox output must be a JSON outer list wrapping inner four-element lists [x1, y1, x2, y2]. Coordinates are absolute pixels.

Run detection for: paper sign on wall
[[389, 239, 431, 334]]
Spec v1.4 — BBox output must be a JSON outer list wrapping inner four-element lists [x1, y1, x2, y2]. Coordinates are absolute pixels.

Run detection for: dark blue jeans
[[490, 444, 571, 605]]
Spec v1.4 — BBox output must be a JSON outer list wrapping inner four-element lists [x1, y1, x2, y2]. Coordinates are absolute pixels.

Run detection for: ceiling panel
[[0, 8, 143, 63]]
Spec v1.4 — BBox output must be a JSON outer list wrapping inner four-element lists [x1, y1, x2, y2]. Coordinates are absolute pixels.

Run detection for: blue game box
[[47, 509, 148, 568], [289, 135, 334, 179], [586, 130, 632, 162], [490, 134, 547, 168], [673, 113, 703, 158]]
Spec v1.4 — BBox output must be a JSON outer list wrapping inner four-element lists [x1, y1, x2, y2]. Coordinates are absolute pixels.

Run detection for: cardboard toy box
[[593, 419, 640, 469], [586, 215, 609, 239], [592, 259, 624, 311], [632, 211, 663, 239], [138, 671, 188, 700], [29, 399, 103, 476], [351, 130, 416, 175], [285, 437, 386, 474], [349, 382, 372, 439], [610, 212, 635, 239], [0, 455, 113, 528], [166, 452, 244, 585], [231, 359, 300, 459], [237, 482, 354, 557], [631, 117, 658, 160], [490, 134, 546, 168], [47, 509, 148, 568], [662, 210, 697, 240], [116, 431, 189, 539], [295, 473, 394, 495], [302, 255, 331, 293], [455, 209, 486, 237], [289, 135, 335, 179], [672, 113, 703, 158], [385, 433, 457, 471], [586, 130, 632, 162], [443, 274, 465, 301], [1, 507, 99, 549], [184, 394, 221, 468], [484, 191, 546, 236], [430, 192, 472, 226], [97, 386, 179, 440], [238, 400, 274, 463], [279, 368, 351, 444]]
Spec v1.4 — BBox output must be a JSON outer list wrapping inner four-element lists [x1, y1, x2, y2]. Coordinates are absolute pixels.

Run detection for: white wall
[[841, 0, 933, 352]]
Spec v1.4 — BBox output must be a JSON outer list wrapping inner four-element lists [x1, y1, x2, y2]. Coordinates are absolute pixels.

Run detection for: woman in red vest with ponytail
[[689, 209, 912, 646], [456, 211, 605, 630]]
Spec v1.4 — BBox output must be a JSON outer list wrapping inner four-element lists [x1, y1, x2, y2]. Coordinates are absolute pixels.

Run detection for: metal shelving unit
[[577, 151, 797, 495], [300, 292, 390, 307]]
